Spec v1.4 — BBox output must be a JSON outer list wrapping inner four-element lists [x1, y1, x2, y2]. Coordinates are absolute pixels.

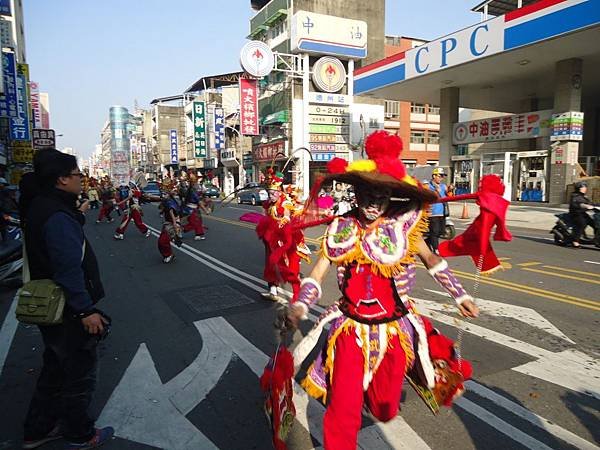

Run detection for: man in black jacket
[[21, 149, 113, 449], [568, 181, 595, 248]]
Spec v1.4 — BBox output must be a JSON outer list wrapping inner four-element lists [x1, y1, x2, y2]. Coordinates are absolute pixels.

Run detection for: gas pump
[[451, 156, 479, 194], [517, 151, 548, 202]]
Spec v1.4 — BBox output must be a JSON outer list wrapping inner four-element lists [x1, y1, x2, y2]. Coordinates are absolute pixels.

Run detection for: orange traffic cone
[[460, 202, 469, 219]]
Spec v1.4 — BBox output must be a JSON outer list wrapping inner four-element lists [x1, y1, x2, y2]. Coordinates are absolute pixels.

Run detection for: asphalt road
[[0, 202, 598, 450]]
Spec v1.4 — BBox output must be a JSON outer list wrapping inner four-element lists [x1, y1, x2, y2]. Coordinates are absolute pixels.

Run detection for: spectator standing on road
[[569, 181, 596, 248], [20, 148, 114, 449], [426, 167, 447, 254]]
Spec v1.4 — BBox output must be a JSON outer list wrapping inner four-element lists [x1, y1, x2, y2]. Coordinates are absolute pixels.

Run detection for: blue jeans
[[24, 316, 98, 443]]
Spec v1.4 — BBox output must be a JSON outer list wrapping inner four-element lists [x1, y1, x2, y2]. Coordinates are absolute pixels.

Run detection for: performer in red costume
[[437, 174, 512, 274], [286, 131, 479, 450], [96, 179, 115, 223], [113, 184, 151, 240]]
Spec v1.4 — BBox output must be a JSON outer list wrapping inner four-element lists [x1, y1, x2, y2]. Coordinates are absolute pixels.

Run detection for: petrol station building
[[354, 0, 600, 203]]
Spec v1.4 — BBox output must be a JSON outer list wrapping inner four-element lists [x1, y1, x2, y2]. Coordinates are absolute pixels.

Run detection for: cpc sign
[[405, 16, 504, 79]]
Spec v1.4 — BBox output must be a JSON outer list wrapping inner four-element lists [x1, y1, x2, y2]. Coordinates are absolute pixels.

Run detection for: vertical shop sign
[[214, 107, 225, 150], [170, 129, 178, 165], [10, 63, 31, 140], [240, 78, 259, 135], [29, 81, 42, 128], [193, 101, 206, 158], [0, 51, 17, 118]]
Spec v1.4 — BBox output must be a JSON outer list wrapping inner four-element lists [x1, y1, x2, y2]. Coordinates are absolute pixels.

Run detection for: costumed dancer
[[181, 181, 206, 240], [157, 186, 182, 263], [257, 171, 308, 301], [286, 131, 479, 450], [113, 183, 151, 240], [96, 179, 115, 223], [437, 174, 512, 274]]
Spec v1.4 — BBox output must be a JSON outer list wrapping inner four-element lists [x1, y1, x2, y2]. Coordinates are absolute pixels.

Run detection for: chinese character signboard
[[252, 140, 285, 162], [550, 112, 584, 141], [240, 78, 259, 135], [32, 128, 55, 149], [193, 101, 206, 158], [453, 110, 552, 145], [169, 129, 178, 165], [214, 107, 225, 150], [10, 63, 31, 141], [11, 141, 33, 163], [0, 51, 18, 118], [0, 0, 11, 16]]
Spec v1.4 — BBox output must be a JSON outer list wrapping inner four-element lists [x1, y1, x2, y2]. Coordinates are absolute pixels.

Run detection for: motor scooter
[[550, 207, 600, 247]]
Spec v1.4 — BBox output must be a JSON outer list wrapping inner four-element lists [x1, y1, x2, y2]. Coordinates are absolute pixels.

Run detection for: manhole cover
[[175, 285, 255, 315]]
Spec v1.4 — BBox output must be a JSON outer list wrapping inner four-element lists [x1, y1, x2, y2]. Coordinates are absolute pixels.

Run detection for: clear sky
[[24, 0, 479, 159]]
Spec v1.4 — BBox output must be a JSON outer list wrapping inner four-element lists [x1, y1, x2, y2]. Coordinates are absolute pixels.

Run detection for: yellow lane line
[[205, 214, 321, 245], [522, 267, 600, 286], [498, 257, 511, 261], [517, 262, 542, 267], [416, 264, 600, 310], [542, 265, 600, 278]]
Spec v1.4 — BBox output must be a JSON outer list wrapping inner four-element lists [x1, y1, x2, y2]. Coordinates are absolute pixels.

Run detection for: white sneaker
[[145, 230, 151, 237], [113, 233, 124, 240], [194, 235, 205, 241], [163, 255, 174, 263], [95, 220, 101, 224]]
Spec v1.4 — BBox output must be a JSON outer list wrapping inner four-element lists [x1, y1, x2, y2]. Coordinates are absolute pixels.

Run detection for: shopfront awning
[[354, 0, 600, 112], [261, 110, 289, 125]]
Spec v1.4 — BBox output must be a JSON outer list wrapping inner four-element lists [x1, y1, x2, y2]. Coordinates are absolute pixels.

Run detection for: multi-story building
[[383, 36, 441, 168], [149, 103, 185, 174], [0, 0, 26, 63], [247, 0, 386, 194]]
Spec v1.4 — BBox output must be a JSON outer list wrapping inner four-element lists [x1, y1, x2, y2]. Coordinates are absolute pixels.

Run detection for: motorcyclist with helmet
[[569, 181, 596, 248]]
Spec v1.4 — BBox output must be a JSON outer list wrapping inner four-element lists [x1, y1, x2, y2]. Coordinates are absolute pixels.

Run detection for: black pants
[[24, 317, 98, 443], [572, 213, 594, 243], [427, 216, 446, 252]]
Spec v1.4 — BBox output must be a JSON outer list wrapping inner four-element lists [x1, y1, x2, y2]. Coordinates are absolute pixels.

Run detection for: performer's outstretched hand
[[458, 299, 479, 318]]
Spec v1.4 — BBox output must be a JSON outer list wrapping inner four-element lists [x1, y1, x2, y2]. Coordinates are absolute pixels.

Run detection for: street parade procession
[[2, 1, 600, 450]]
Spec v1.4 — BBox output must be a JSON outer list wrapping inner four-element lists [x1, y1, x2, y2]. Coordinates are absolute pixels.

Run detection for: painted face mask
[[269, 190, 282, 203], [356, 185, 391, 222]]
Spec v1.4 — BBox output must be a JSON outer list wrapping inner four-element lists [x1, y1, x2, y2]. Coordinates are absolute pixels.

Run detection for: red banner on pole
[[240, 78, 259, 135]]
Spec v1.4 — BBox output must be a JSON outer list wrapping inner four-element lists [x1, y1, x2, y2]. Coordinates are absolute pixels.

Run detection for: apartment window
[[428, 105, 440, 115], [410, 131, 425, 144], [427, 131, 439, 144], [411, 103, 426, 114], [384, 100, 399, 118], [369, 118, 380, 128]]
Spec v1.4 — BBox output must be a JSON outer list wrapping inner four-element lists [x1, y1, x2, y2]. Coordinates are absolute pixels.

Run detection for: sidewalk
[[447, 201, 566, 232]]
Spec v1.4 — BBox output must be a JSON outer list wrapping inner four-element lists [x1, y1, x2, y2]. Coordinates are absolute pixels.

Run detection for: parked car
[[203, 184, 221, 198], [142, 181, 162, 198], [237, 182, 268, 206]]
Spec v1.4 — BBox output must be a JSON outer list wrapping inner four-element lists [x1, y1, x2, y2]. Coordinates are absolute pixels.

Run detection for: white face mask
[[357, 186, 391, 222]]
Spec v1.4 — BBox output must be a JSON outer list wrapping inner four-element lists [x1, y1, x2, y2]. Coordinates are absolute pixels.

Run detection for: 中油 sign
[[312, 57, 346, 93], [240, 41, 274, 78]]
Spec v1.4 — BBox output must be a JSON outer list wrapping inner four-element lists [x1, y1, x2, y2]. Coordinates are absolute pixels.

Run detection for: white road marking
[[465, 381, 599, 450], [423, 288, 575, 343], [0, 293, 18, 378], [98, 320, 232, 449], [584, 260, 600, 265], [453, 397, 554, 450], [203, 316, 431, 449], [415, 299, 600, 400]]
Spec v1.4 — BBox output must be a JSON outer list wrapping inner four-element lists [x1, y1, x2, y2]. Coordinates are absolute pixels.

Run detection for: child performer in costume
[[286, 131, 479, 450], [181, 181, 206, 240], [157, 187, 182, 263], [113, 183, 151, 240]]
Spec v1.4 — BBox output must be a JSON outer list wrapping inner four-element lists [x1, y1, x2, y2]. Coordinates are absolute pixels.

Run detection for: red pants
[[116, 209, 148, 234], [97, 204, 113, 221], [183, 211, 204, 236], [323, 331, 407, 450], [158, 227, 173, 258]]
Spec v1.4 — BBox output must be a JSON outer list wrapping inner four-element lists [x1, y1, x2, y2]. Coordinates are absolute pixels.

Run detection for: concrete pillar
[[439, 87, 460, 169], [548, 58, 583, 204]]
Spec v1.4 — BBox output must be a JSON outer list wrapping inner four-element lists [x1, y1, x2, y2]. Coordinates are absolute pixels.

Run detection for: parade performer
[[182, 182, 206, 240], [113, 183, 151, 240], [96, 180, 115, 223], [157, 188, 182, 263], [437, 174, 512, 274], [286, 131, 479, 450]]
